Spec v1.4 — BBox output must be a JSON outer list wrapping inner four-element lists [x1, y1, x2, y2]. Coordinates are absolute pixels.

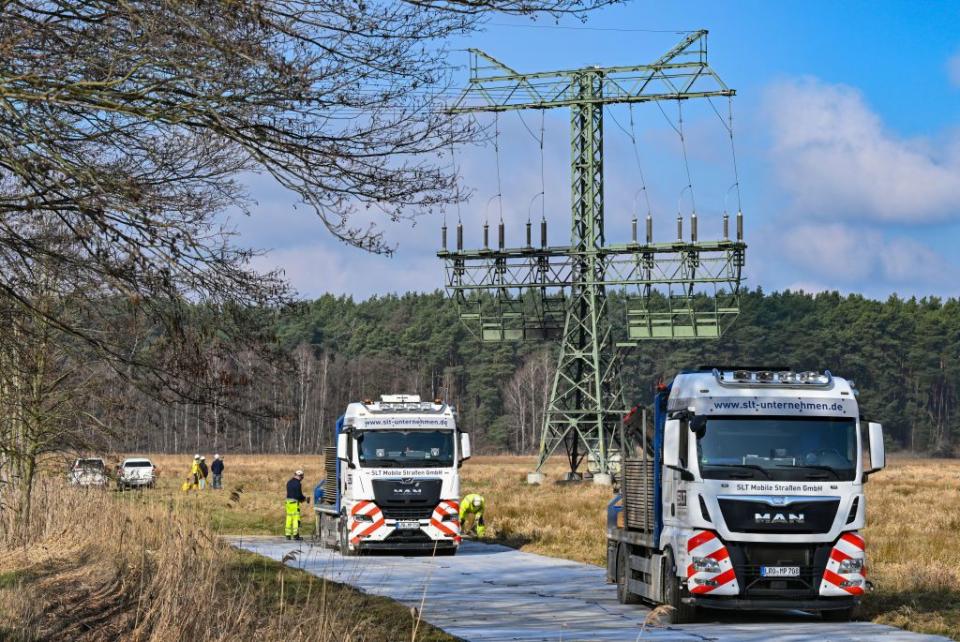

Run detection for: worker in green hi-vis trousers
[[285, 469, 307, 541]]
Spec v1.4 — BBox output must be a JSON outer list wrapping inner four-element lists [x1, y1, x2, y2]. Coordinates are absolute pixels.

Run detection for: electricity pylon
[[437, 30, 746, 482]]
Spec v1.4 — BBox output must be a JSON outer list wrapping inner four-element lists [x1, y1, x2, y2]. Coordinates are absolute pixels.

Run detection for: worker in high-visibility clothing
[[459, 493, 486, 537], [189, 454, 201, 491], [285, 469, 308, 541]]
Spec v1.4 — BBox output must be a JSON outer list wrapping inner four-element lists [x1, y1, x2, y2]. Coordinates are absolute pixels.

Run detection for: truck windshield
[[696, 416, 857, 481], [356, 430, 454, 468]]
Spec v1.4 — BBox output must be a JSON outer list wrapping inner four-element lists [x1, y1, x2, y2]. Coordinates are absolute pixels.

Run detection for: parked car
[[69, 457, 107, 487], [116, 457, 157, 490]]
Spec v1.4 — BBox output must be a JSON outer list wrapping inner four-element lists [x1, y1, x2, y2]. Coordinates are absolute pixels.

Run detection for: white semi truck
[[315, 395, 470, 555], [607, 367, 886, 622]]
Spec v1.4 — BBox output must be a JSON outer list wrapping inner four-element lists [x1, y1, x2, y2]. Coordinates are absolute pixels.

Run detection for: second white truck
[[315, 395, 470, 555], [607, 367, 886, 622]]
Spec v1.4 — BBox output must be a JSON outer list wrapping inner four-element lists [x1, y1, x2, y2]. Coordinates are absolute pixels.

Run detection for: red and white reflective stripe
[[350, 500, 377, 517], [430, 500, 460, 539], [820, 531, 866, 596], [349, 501, 385, 545], [686, 530, 738, 596]]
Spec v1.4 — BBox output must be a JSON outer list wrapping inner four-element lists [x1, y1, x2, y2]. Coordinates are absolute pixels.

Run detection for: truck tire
[[338, 515, 356, 556], [616, 543, 641, 605], [821, 607, 855, 622], [662, 549, 698, 623]]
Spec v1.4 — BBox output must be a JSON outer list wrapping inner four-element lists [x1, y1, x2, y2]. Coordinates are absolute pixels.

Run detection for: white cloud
[[765, 77, 960, 222], [249, 243, 444, 300], [779, 223, 952, 288], [950, 51, 960, 88]]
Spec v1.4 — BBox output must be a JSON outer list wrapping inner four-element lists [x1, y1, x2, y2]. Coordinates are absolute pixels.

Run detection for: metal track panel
[[623, 458, 655, 532], [323, 446, 337, 507]]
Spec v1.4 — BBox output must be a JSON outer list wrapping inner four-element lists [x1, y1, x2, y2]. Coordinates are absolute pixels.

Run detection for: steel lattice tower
[[438, 31, 746, 482]]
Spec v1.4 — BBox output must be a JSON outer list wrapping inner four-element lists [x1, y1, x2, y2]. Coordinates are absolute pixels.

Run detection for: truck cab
[[607, 368, 886, 622], [316, 395, 470, 555]]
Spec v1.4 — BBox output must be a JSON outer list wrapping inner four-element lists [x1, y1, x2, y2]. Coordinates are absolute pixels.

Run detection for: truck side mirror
[[690, 415, 707, 438], [460, 433, 472, 462], [867, 421, 885, 474]]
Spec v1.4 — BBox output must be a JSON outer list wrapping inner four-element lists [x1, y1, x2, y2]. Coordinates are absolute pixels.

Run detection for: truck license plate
[[761, 566, 800, 577], [396, 521, 421, 530]]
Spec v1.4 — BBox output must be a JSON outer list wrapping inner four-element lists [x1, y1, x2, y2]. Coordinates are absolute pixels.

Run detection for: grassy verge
[[0, 479, 456, 642]]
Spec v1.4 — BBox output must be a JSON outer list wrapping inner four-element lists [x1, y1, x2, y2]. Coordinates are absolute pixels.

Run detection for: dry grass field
[[3, 453, 957, 640], [144, 453, 960, 640], [0, 464, 454, 642]]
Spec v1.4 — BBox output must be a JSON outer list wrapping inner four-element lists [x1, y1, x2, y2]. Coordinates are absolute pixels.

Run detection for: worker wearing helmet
[[198, 456, 209, 490], [189, 454, 201, 491], [285, 470, 308, 541], [459, 493, 486, 537], [211, 454, 224, 489]]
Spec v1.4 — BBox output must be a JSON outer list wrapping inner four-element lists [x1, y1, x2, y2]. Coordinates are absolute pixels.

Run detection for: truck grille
[[372, 478, 442, 509], [718, 498, 840, 534], [381, 506, 435, 520], [726, 543, 832, 598]]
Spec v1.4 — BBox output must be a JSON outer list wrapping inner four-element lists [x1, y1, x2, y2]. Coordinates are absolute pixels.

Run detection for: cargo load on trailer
[[606, 368, 886, 622], [315, 395, 470, 555]]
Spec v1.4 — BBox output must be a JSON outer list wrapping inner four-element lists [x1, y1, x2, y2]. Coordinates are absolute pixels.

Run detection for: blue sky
[[233, 1, 960, 300]]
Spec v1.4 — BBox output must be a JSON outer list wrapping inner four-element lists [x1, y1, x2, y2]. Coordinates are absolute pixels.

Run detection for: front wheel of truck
[[663, 549, 698, 623], [616, 543, 641, 605], [338, 515, 356, 557]]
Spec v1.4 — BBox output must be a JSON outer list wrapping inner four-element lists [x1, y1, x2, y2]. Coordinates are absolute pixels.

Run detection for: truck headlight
[[353, 514, 373, 523], [839, 558, 863, 574], [692, 556, 721, 574]]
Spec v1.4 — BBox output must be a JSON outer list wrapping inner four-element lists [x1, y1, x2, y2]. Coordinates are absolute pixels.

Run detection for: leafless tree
[[502, 349, 554, 452], [0, 0, 617, 521]]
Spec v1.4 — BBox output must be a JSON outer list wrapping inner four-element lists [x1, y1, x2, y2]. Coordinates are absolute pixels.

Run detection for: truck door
[[662, 417, 691, 527]]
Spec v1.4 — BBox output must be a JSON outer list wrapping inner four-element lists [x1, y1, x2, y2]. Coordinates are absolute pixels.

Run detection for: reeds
[[0, 474, 448, 641]]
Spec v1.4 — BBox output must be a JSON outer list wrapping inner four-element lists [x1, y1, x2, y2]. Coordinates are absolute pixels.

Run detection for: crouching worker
[[285, 469, 308, 541], [459, 493, 486, 537]]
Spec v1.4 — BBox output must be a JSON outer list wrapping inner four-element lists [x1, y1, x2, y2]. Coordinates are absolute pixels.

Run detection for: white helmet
[[295, 469, 304, 477], [200, 456, 206, 461], [214, 454, 220, 460], [472, 496, 482, 508], [193, 454, 200, 460]]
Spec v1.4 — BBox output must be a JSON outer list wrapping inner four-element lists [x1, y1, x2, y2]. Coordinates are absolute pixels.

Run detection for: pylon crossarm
[[441, 245, 744, 290], [450, 31, 731, 114]]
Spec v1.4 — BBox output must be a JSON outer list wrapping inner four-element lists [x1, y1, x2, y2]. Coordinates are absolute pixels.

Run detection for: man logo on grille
[[754, 512, 804, 524]]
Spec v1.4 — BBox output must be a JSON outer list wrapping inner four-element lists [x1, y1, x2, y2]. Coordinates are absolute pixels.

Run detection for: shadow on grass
[[485, 531, 534, 550], [859, 588, 960, 636], [228, 550, 459, 642]]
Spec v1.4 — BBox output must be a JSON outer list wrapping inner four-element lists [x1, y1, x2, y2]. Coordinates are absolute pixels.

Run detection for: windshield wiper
[[702, 463, 771, 479], [776, 464, 843, 479], [364, 458, 452, 468], [364, 458, 404, 468]]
